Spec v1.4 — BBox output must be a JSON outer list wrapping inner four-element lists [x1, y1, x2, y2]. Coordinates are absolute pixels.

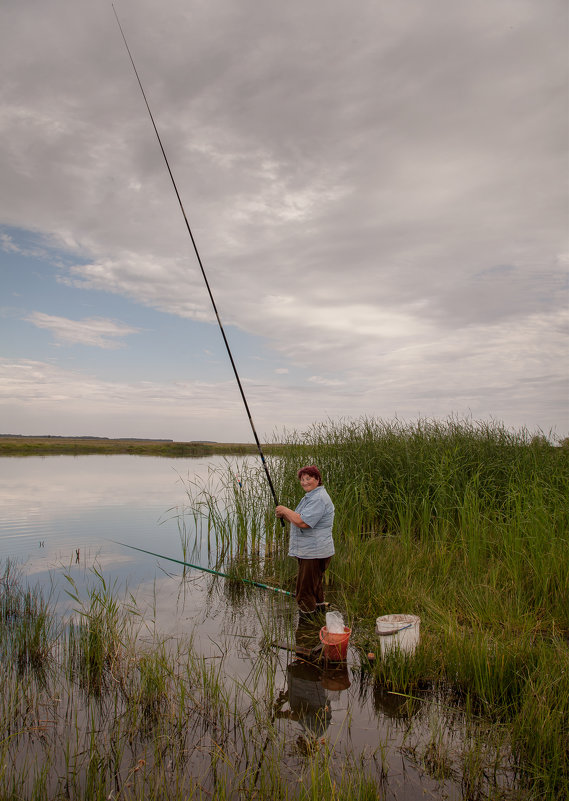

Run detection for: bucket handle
[[377, 622, 413, 637]]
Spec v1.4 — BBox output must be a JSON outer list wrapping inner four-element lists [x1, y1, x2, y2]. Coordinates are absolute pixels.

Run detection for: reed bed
[[178, 416, 568, 798], [0, 564, 455, 801], [1, 417, 567, 799]]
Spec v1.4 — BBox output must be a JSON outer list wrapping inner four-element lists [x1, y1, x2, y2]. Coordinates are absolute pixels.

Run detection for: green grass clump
[[65, 570, 135, 694], [181, 416, 567, 798], [0, 562, 57, 673]]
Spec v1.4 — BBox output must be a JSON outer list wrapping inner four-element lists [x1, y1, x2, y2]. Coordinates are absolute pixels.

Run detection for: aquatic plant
[[0, 416, 566, 799], [177, 416, 568, 798], [65, 569, 136, 694], [0, 561, 57, 673]]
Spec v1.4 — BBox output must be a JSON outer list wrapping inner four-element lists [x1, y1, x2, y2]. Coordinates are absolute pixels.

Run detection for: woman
[[275, 465, 335, 616]]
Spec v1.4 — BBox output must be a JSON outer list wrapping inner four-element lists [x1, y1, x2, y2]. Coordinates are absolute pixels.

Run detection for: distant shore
[[0, 435, 279, 457]]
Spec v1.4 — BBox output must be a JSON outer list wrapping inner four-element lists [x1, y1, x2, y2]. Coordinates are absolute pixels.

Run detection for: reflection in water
[[275, 661, 332, 737], [0, 456, 517, 801], [274, 658, 351, 744], [295, 616, 323, 653], [373, 684, 421, 720], [274, 615, 352, 743], [0, 453, 238, 584]]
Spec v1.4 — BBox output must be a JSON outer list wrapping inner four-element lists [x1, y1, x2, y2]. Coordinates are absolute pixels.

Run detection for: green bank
[[0, 435, 280, 458]]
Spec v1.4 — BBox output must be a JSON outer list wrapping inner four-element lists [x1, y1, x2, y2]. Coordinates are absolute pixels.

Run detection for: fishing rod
[[112, 6, 284, 526], [112, 540, 292, 596]]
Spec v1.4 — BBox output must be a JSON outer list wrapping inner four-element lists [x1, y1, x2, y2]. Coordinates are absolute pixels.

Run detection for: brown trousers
[[295, 556, 332, 613]]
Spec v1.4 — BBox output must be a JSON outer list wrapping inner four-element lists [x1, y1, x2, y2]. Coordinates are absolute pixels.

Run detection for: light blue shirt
[[288, 485, 335, 559]]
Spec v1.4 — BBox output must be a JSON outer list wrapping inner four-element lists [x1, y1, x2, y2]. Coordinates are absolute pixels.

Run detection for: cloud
[[24, 313, 141, 349], [1, 233, 20, 253], [0, 358, 248, 438], [309, 376, 345, 387], [0, 0, 567, 437], [59, 255, 215, 323]]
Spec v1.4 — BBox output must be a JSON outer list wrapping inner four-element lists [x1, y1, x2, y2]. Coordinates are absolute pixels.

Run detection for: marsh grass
[[2, 417, 567, 799], [65, 569, 137, 695], [176, 416, 568, 799], [0, 562, 543, 801], [0, 562, 57, 674], [180, 458, 292, 589]]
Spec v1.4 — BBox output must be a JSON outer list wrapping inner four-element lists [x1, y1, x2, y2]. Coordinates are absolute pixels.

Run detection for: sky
[[1, 0, 567, 443]]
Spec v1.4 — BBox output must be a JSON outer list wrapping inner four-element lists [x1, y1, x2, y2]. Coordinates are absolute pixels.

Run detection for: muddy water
[[0, 455, 517, 799]]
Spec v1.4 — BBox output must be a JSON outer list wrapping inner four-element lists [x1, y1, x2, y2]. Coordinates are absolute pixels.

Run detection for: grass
[[65, 569, 135, 694], [280, 418, 569, 798], [0, 562, 559, 800], [0, 435, 282, 458], [1, 416, 567, 799], [177, 416, 568, 798], [0, 562, 57, 674], [1, 566, 422, 800]]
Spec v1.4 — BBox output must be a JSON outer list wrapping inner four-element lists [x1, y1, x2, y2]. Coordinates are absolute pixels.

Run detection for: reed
[[179, 457, 289, 580], [177, 415, 568, 798], [0, 561, 57, 674], [0, 560, 557, 800], [1, 417, 566, 799], [65, 569, 136, 694]]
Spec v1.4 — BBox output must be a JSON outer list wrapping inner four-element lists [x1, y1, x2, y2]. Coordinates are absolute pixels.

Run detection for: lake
[[0, 455, 516, 800], [0, 454, 250, 651]]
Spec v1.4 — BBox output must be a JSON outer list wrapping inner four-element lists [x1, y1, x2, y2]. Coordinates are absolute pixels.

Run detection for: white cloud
[[25, 313, 141, 349], [309, 376, 345, 387], [0, 358, 249, 439]]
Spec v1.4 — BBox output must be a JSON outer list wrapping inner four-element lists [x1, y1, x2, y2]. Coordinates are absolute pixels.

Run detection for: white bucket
[[376, 614, 420, 656]]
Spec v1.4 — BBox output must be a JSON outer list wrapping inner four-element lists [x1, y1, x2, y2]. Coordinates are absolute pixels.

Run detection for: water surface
[[0, 455, 516, 800]]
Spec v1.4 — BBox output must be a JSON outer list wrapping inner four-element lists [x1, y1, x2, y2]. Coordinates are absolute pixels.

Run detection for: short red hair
[[297, 465, 322, 485]]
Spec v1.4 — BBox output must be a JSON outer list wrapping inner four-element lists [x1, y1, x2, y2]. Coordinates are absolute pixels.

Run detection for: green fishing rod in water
[[113, 540, 293, 596], [112, 6, 284, 528]]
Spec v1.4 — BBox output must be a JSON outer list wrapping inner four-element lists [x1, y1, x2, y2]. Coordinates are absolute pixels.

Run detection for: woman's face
[[299, 473, 319, 493]]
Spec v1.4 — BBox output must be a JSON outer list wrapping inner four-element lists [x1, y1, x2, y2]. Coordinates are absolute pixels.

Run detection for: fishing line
[[111, 540, 292, 596], [112, 6, 283, 523]]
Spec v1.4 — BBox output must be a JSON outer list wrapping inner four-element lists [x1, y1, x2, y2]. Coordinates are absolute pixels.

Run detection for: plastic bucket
[[319, 626, 351, 662], [375, 614, 420, 656]]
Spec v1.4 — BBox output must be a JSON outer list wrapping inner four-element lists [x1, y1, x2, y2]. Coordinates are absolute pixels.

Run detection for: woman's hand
[[275, 505, 309, 528]]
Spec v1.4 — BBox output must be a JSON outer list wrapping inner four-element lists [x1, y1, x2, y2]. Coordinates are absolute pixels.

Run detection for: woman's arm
[[275, 505, 309, 528]]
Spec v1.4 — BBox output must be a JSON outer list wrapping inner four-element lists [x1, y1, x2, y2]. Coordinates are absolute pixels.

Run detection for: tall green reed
[[0, 561, 57, 674], [180, 415, 567, 799], [65, 568, 138, 694]]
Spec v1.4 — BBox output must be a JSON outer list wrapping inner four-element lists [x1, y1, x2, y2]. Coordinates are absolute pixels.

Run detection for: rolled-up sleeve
[[297, 493, 325, 528]]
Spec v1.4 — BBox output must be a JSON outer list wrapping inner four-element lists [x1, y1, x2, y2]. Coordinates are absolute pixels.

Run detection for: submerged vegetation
[[1, 417, 567, 799]]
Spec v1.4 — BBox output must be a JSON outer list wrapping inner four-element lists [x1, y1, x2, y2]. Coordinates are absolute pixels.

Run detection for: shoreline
[[0, 435, 280, 457]]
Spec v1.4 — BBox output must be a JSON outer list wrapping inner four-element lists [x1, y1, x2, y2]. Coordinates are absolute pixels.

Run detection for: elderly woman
[[275, 465, 335, 617]]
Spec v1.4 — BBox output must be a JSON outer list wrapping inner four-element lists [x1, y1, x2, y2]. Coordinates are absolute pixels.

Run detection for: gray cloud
[[0, 0, 567, 435]]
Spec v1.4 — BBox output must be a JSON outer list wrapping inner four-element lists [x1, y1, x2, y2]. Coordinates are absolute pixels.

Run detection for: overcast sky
[[1, 0, 567, 442]]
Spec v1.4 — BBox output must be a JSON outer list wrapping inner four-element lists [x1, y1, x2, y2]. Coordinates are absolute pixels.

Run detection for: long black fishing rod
[[113, 6, 283, 524], [112, 540, 292, 596]]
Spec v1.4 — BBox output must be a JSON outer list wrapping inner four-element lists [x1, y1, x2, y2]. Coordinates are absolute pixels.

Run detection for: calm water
[[0, 454, 240, 645], [1, 453, 215, 573], [0, 455, 515, 800]]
